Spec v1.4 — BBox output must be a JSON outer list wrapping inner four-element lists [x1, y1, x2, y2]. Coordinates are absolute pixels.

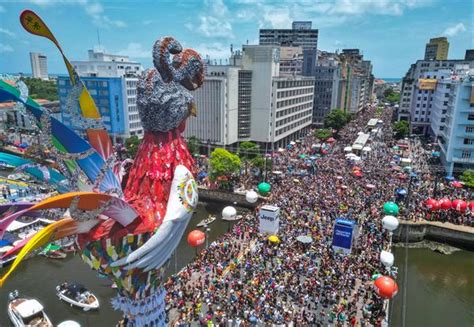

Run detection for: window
[[461, 151, 471, 159], [466, 126, 474, 133], [464, 139, 474, 145], [468, 114, 474, 121]]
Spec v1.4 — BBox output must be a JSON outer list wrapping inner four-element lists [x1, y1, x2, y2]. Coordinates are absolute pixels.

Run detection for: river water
[[390, 247, 474, 327], [0, 202, 246, 326]]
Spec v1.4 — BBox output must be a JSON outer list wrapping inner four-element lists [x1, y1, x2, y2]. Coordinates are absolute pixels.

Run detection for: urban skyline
[[0, 0, 472, 77]]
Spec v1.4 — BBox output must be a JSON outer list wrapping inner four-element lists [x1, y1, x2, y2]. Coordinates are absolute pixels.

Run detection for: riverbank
[[393, 220, 474, 250]]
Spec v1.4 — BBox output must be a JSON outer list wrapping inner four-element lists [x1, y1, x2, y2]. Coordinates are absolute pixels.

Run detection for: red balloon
[[438, 198, 452, 211], [452, 199, 467, 212], [187, 230, 205, 247], [374, 276, 399, 299], [425, 198, 439, 211]]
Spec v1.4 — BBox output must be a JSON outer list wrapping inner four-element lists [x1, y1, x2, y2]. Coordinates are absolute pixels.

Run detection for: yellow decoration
[[268, 235, 280, 243]]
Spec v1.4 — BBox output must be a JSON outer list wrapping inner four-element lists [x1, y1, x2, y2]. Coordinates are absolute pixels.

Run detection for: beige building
[[425, 37, 449, 60]]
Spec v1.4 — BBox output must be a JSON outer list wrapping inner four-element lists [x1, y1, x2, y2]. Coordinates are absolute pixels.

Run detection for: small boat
[[7, 290, 53, 327], [197, 215, 216, 227], [222, 214, 243, 222], [41, 243, 67, 259], [56, 282, 100, 311]]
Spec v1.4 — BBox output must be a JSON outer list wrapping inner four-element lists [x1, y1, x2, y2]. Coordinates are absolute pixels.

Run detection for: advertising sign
[[259, 205, 280, 235], [332, 218, 356, 255]]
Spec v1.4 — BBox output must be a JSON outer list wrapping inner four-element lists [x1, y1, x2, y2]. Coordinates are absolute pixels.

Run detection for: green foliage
[[238, 141, 259, 160], [383, 87, 400, 104], [383, 87, 394, 98], [460, 170, 474, 188], [209, 148, 241, 181], [324, 109, 351, 132], [314, 128, 332, 141], [251, 155, 273, 171], [186, 136, 200, 155], [393, 120, 409, 139], [20, 77, 58, 101], [125, 135, 140, 158]]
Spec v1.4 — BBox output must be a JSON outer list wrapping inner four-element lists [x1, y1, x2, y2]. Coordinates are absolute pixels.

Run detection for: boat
[[7, 290, 53, 327], [41, 243, 67, 259], [197, 215, 216, 227], [222, 214, 243, 222], [56, 282, 100, 311]]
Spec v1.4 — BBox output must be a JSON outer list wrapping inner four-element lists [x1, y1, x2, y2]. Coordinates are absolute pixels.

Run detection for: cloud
[[442, 23, 466, 37], [27, 0, 126, 28], [117, 42, 150, 59], [188, 0, 234, 38], [194, 42, 231, 61], [0, 28, 15, 37], [143, 20, 154, 26], [0, 43, 13, 53], [0, 5, 5, 13]]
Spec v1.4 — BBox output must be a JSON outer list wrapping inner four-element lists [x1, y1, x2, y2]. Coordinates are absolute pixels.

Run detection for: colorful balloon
[[383, 202, 399, 216], [374, 276, 399, 299], [187, 230, 206, 247], [438, 198, 451, 211], [452, 199, 467, 212], [258, 182, 271, 195], [425, 198, 440, 211]]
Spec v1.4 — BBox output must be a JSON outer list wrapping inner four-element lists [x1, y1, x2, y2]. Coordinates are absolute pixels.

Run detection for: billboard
[[332, 218, 357, 255], [259, 205, 280, 235]]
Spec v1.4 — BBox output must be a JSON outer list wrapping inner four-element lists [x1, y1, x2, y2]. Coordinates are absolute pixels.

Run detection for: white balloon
[[382, 215, 399, 232], [222, 206, 237, 220], [380, 250, 394, 267], [245, 190, 258, 203]]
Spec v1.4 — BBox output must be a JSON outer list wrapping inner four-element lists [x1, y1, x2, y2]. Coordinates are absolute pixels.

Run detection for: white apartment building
[[30, 52, 48, 80]]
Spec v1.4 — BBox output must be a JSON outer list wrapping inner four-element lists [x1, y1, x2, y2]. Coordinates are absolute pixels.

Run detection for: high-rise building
[[279, 46, 303, 76], [465, 49, 474, 61], [424, 37, 449, 60], [184, 45, 315, 149], [429, 69, 474, 175], [30, 52, 48, 80], [57, 48, 144, 143], [259, 21, 318, 50]]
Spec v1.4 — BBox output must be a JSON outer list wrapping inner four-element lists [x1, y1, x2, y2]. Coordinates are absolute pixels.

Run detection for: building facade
[[424, 37, 449, 60], [30, 52, 48, 80], [58, 49, 143, 143], [259, 21, 318, 50]]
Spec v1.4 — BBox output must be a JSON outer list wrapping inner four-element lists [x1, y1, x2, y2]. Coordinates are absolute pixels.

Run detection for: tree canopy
[[125, 135, 140, 158], [393, 120, 409, 139], [383, 87, 400, 104], [209, 148, 241, 181], [186, 136, 200, 156], [238, 141, 259, 160], [21, 77, 58, 101], [460, 170, 474, 188], [314, 128, 332, 141], [324, 109, 351, 132]]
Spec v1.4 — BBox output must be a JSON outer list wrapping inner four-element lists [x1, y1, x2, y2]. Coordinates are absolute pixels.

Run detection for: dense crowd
[[164, 104, 473, 326]]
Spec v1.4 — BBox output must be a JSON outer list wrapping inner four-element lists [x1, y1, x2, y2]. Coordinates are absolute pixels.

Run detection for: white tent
[[344, 146, 353, 152], [362, 146, 372, 152]]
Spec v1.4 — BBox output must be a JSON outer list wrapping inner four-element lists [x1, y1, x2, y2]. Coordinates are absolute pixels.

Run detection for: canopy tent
[[362, 147, 372, 152], [344, 146, 353, 152]]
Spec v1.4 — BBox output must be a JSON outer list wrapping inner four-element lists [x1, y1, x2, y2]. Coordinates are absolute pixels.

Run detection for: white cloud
[[143, 20, 154, 26], [0, 43, 13, 53], [194, 43, 231, 61], [0, 5, 5, 13], [0, 28, 15, 37], [262, 7, 292, 28], [117, 42, 150, 58], [442, 23, 466, 37], [189, 0, 234, 38]]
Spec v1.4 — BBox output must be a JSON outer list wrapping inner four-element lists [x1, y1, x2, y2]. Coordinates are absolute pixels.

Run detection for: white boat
[[222, 214, 243, 222], [56, 282, 100, 311], [196, 215, 216, 227], [7, 290, 53, 327]]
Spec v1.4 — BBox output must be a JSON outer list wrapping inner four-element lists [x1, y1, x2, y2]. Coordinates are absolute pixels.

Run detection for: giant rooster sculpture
[[0, 10, 204, 326]]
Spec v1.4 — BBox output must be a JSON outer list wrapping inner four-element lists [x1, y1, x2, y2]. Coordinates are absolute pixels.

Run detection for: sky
[[0, 0, 472, 78]]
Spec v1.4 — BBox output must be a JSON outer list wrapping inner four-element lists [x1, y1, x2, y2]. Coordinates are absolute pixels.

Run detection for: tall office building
[[58, 48, 144, 143], [259, 21, 318, 50], [424, 37, 449, 60], [30, 52, 48, 79], [184, 45, 315, 149]]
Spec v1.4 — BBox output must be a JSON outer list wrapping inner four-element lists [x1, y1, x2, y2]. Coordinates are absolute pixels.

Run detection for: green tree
[[209, 148, 241, 181], [393, 120, 409, 139], [125, 135, 140, 158], [383, 87, 394, 98], [20, 77, 59, 101], [460, 170, 474, 188], [186, 136, 200, 155], [314, 128, 332, 141], [238, 141, 259, 159], [386, 92, 400, 104], [251, 155, 273, 172], [324, 109, 350, 133]]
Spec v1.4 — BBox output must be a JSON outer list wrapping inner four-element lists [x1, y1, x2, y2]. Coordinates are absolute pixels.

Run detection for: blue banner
[[332, 218, 356, 255]]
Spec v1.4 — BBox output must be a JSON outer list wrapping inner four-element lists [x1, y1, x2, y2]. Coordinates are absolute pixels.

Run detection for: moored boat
[[56, 282, 100, 311], [7, 290, 53, 327], [196, 215, 216, 227], [41, 243, 67, 259]]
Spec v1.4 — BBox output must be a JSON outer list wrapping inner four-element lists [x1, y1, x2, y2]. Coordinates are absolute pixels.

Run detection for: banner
[[259, 205, 280, 235], [332, 218, 356, 255]]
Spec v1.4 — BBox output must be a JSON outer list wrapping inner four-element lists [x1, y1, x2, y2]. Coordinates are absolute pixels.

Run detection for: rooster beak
[[189, 102, 197, 117]]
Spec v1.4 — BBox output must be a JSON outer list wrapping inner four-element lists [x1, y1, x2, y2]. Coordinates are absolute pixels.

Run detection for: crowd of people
[[164, 103, 473, 326]]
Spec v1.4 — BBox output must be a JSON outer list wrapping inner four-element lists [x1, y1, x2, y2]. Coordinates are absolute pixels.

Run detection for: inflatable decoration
[[425, 198, 440, 211], [469, 202, 474, 212], [0, 10, 204, 327], [258, 182, 271, 196], [245, 190, 259, 203], [452, 199, 467, 212], [374, 276, 399, 299], [187, 230, 205, 247], [222, 206, 237, 220], [380, 250, 394, 267], [383, 201, 399, 216], [438, 198, 452, 211], [382, 215, 399, 232]]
